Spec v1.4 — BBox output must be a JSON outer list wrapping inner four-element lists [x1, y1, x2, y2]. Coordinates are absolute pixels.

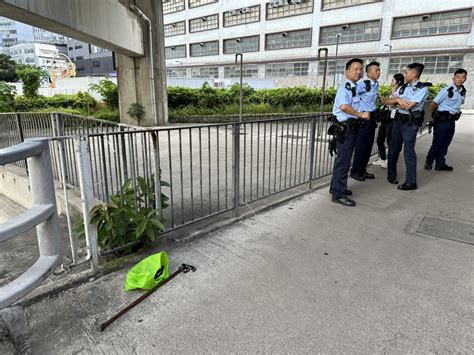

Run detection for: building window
[[166, 68, 187, 78], [266, 0, 313, 21], [388, 55, 464, 75], [74, 44, 82, 49], [322, 0, 380, 10], [265, 62, 309, 78], [320, 20, 381, 45], [190, 41, 219, 57], [318, 59, 347, 76], [189, 14, 219, 33], [223, 36, 259, 54], [190, 67, 219, 79], [265, 29, 311, 50], [392, 9, 472, 39], [76, 56, 84, 60], [164, 21, 186, 37], [224, 5, 260, 27], [165, 45, 186, 59], [224, 65, 259, 79], [68, 46, 73, 50], [162, 0, 185, 15], [92, 60, 100, 68], [189, 0, 217, 8]]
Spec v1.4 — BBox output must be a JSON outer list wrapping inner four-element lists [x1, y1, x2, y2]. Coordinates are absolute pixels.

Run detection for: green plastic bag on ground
[[124, 251, 169, 291]]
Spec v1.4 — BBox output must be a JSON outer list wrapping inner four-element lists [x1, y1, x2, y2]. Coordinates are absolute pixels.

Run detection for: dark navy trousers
[[426, 121, 455, 168], [330, 128, 357, 199], [351, 118, 376, 175], [388, 120, 419, 185]]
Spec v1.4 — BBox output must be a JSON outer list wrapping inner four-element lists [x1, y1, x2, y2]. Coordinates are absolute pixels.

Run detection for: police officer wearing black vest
[[383, 62, 430, 191], [350, 61, 380, 181], [329, 58, 370, 207], [425, 68, 468, 171]]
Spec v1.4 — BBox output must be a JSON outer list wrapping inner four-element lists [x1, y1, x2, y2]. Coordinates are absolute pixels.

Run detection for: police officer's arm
[[340, 104, 370, 119], [431, 87, 447, 111]]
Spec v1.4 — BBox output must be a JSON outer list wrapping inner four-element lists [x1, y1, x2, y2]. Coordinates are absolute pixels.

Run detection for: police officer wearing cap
[[383, 62, 430, 191], [425, 68, 468, 172], [329, 58, 370, 207], [350, 61, 380, 181]]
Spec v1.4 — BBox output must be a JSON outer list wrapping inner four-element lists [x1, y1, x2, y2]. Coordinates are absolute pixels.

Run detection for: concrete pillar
[[117, 0, 168, 126]]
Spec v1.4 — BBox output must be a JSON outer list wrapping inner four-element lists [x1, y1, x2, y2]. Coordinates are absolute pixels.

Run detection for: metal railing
[[0, 139, 61, 309], [0, 109, 433, 260]]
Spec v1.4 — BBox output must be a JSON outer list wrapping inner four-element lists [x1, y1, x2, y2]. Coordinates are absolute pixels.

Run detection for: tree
[[0, 53, 18, 82], [0, 81, 16, 112], [89, 77, 119, 109], [16, 66, 45, 98]]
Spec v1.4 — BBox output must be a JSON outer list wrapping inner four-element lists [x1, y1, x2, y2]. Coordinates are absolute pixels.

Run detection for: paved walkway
[[2, 116, 474, 353]]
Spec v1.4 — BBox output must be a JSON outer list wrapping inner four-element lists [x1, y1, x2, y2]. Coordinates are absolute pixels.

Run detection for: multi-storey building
[[7, 42, 67, 68], [163, 0, 474, 107], [67, 39, 115, 76], [0, 16, 67, 51]]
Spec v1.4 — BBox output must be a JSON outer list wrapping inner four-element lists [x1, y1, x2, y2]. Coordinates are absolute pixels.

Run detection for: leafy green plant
[[16, 66, 46, 98], [75, 174, 169, 253], [89, 77, 119, 109], [0, 81, 16, 112], [0, 53, 18, 82], [127, 103, 145, 124]]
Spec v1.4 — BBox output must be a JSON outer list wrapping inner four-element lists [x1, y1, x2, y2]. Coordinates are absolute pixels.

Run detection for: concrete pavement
[[2, 116, 473, 353]]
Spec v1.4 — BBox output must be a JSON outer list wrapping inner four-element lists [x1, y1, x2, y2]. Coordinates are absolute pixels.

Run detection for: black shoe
[[344, 189, 352, 196], [435, 165, 453, 171], [397, 183, 417, 191], [387, 177, 398, 184], [331, 196, 356, 207], [424, 163, 433, 170], [350, 172, 365, 181], [364, 172, 375, 179]]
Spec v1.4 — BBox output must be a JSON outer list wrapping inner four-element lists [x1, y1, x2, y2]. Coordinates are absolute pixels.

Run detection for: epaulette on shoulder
[[398, 83, 408, 95], [364, 80, 371, 92], [460, 85, 466, 97], [345, 82, 356, 97], [415, 82, 432, 89]]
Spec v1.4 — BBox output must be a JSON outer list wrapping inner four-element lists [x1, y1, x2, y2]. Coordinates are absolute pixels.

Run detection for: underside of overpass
[[0, 0, 168, 126]]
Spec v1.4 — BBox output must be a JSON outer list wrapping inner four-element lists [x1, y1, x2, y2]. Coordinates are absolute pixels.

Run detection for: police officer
[[329, 58, 370, 207], [425, 68, 468, 171], [383, 63, 429, 190], [350, 61, 380, 181]]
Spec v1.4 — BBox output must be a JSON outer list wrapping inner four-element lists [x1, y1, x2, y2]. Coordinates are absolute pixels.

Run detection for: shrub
[[0, 81, 16, 112], [88, 77, 119, 109], [74, 175, 169, 253], [16, 66, 45, 98], [127, 103, 145, 124]]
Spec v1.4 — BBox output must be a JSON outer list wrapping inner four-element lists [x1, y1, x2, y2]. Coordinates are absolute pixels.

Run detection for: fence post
[[75, 137, 100, 273], [308, 116, 317, 189], [151, 131, 163, 221], [15, 113, 28, 175], [232, 123, 241, 217]]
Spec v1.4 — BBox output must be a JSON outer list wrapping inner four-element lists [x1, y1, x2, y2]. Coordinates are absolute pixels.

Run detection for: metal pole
[[15, 113, 28, 174], [75, 137, 100, 273], [318, 48, 329, 115], [332, 33, 341, 87], [235, 53, 244, 123], [385, 44, 392, 82], [232, 123, 240, 217]]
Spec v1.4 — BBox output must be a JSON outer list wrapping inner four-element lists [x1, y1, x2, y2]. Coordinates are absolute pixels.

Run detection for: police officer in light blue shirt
[[329, 58, 370, 207], [383, 62, 430, 191], [425, 68, 468, 171], [350, 61, 380, 181]]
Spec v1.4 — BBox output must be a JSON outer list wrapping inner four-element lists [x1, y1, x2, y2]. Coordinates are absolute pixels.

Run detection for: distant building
[[7, 42, 68, 69], [67, 39, 115, 76]]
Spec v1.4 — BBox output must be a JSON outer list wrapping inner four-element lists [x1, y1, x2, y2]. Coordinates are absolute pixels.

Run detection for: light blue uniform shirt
[[396, 81, 429, 114], [332, 79, 360, 122], [433, 84, 465, 114], [356, 77, 379, 112]]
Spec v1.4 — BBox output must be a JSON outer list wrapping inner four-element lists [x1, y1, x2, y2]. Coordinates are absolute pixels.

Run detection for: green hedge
[[1, 82, 444, 122]]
